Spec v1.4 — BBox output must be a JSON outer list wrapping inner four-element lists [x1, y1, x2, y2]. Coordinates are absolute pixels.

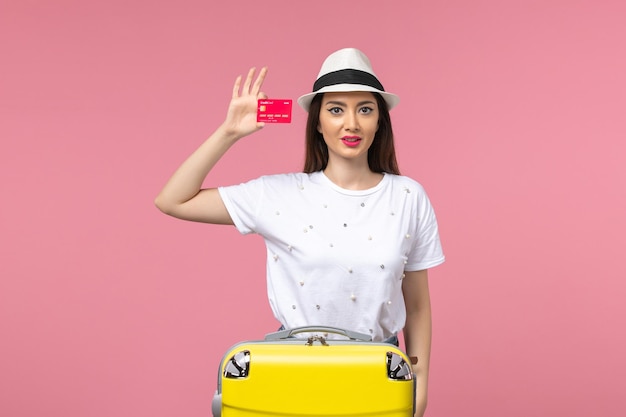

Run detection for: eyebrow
[[324, 100, 377, 107]]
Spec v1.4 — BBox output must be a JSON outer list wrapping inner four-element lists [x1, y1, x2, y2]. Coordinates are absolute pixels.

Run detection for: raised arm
[[154, 67, 268, 224]]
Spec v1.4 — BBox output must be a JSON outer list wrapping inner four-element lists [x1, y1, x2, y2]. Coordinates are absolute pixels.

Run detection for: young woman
[[155, 48, 445, 416]]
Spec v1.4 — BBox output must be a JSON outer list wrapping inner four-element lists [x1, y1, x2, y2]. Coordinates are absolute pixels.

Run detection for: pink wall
[[2, 1, 625, 416]]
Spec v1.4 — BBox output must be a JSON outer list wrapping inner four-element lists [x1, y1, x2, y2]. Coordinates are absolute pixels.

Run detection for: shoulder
[[224, 172, 309, 188], [383, 174, 438, 216], [384, 174, 428, 195], [253, 172, 312, 188], [218, 173, 311, 214], [220, 173, 317, 197]]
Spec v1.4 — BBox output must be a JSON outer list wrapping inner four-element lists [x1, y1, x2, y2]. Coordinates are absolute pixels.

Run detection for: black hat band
[[313, 69, 385, 92]]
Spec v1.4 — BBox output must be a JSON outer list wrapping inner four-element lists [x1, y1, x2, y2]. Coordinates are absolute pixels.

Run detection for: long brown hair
[[303, 93, 400, 175]]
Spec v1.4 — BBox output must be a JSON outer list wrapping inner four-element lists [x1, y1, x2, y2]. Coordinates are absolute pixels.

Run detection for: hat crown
[[316, 48, 377, 79], [297, 47, 399, 112]]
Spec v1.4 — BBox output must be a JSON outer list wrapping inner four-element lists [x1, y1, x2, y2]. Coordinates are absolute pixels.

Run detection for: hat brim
[[297, 84, 399, 112]]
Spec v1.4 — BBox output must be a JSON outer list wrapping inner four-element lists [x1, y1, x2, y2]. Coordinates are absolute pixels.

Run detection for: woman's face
[[317, 91, 379, 165]]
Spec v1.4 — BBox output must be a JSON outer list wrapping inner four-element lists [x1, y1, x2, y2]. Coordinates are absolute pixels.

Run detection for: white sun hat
[[297, 47, 400, 112]]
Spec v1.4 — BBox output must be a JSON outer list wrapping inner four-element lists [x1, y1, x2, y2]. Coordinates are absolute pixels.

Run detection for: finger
[[242, 67, 256, 95], [232, 75, 242, 98], [258, 91, 268, 99], [251, 66, 268, 95]]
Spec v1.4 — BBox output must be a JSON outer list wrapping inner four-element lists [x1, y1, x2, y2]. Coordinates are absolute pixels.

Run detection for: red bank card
[[257, 99, 292, 123]]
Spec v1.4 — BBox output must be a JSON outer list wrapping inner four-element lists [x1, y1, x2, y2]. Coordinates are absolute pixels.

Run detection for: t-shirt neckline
[[314, 171, 389, 196]]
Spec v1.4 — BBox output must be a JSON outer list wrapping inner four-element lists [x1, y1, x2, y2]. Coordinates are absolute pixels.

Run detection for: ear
[[317, 123, 322, 133]]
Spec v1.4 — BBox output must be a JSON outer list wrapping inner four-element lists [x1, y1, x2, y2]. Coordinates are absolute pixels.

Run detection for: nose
[[344, 110, 360, 131]]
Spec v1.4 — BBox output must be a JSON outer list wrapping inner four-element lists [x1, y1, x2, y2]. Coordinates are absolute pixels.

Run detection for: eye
[[327, 107, 343, 115], [359, 106, 374, 115]]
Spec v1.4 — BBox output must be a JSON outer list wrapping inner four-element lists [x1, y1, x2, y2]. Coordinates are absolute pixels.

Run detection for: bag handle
[[264, 325, 372, 342]]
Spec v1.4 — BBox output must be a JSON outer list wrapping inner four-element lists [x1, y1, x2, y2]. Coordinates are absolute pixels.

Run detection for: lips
[[341, 136, 362, 147]]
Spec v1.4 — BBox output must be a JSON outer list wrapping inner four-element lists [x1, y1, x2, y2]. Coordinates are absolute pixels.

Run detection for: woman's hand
[[220, 66, 268, 140]]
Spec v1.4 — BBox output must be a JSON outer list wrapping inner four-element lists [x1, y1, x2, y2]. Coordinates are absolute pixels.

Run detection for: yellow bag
[[212, 326, 415, 417]]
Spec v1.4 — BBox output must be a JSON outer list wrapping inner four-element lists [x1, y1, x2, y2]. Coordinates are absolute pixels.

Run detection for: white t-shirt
[[218, 171, 445, 341]]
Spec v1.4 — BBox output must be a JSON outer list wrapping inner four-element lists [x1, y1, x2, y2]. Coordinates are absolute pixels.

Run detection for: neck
[[323, 162, 383, 190]]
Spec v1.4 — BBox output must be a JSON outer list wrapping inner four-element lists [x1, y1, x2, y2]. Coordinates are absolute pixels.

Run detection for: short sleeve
[[405, 186, 445, 271], [218, 177, 267, 235]]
